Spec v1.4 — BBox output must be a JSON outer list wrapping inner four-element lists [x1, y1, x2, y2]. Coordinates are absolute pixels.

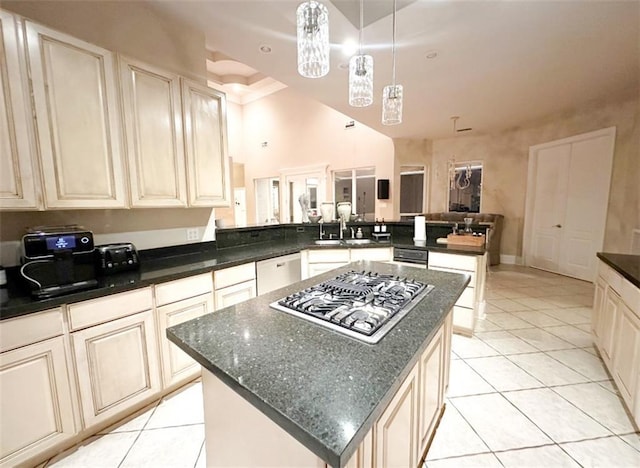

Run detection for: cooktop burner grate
[[270, 270, 435, 343]]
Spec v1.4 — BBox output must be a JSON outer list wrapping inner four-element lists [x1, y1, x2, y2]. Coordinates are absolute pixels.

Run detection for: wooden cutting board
[[446, 234, 485, 246]]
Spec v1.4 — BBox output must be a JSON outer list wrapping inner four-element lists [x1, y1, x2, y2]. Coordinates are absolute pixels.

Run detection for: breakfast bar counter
[[167, 261, 469, 468]]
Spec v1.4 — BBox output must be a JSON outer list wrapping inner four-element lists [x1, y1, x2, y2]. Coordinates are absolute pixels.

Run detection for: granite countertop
[[0, 238, 484, 320], [597, 252, 640, 288], [167, 261, 470, 468]]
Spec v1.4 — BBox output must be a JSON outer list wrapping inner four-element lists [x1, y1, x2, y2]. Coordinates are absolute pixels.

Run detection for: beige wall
[[393, 139, 433, 217], [241, 88, 395, 224], [2, 0, 206, 79], [399, 97, 639, 259]]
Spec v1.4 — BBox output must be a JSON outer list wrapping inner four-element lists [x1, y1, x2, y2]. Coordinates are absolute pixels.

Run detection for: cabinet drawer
[[452, 305, 475, 336], [214, 263, 256, 290], [428, 266, 475, 288], [350, 247, 392, 262], [155, 273, 213, 306], [457, 287, 476, 309], [0, 308, 64, 353], [68, 287, 153, 331], [307, 249, 350, 263], [429, 252, 476, 272], [599, 263, 623, 293]]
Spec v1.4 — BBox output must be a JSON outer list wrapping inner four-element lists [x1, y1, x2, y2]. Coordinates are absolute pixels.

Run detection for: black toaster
[[95, 243, 140, 275]]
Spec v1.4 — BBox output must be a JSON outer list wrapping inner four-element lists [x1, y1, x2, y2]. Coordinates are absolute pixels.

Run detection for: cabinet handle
[[554, 224, 562, 228], [276, 263, 285, 268]]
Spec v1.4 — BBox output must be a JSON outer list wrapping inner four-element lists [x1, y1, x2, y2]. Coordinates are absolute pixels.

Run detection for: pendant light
[[297, 1, 330, 78], [348, 0, 373, 107], [382, 0, 403, 125]]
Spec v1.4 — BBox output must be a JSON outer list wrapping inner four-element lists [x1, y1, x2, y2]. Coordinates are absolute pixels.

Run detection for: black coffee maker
[[20, 225, 98, 299]]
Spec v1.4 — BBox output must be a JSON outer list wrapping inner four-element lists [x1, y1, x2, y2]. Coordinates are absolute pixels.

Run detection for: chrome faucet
[[350, 227, 355, 239], [339, 215, 347, 240], [319, 222, 325, 240]]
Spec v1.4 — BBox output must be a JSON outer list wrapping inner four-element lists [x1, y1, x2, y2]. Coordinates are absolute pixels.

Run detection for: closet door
[[525, 127, 615, 281]]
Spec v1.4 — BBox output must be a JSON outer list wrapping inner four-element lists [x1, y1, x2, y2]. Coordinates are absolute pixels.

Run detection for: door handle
[[554, 224, 562, 228], [276, 263, 285, 268]]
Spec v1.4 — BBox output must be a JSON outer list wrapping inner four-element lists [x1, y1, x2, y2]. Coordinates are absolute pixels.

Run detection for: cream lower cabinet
[[375, 364, 419, 468], [0, 336, 76, 467], [214, 263, 257, 309], [374, 320, 447, 468], [155, 273, 214, 389], [428, 252, 487, 336], [68, 288, 161, 429], [0, 11, 40, 210], [303, 248, 393, 280], [592, 259, 640, 428]]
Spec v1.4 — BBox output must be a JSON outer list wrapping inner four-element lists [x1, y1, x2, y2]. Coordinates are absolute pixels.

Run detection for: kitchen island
[[167, 261, 469, 468]]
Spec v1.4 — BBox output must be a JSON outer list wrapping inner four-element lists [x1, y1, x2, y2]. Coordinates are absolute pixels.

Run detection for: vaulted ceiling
[[152, 1, 640, 139]]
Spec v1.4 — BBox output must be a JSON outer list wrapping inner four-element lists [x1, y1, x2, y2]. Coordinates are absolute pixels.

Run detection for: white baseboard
[[500, 255, 523, 265]]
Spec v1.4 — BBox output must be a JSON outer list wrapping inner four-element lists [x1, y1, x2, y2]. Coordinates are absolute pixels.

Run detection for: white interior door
[[234, 188, 247, 227], [524, 127, 615, 281], [529, 144, 571, 272]]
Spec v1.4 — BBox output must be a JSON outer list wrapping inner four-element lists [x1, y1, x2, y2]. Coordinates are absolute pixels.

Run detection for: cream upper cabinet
[[181, 79, 231, 207], [0, 11, 40, 210], [119, 56, 186, 207], [25, 20, 127, 209]]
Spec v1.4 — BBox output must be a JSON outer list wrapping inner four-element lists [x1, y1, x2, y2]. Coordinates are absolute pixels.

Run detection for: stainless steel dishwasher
[[256, 252, 302, 295]]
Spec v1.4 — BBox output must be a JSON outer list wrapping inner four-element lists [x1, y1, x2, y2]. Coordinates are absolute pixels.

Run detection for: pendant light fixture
[[382, 0, 403, 125], [348, 0, 373, 107], [297, 1, 330, 78]]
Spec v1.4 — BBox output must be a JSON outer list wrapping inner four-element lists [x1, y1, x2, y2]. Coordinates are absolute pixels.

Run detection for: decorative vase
[[336, 202, 352, 222], [320, 202, 335, 222]]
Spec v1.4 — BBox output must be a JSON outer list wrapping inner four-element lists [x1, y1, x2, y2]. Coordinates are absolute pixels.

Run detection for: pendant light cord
[[358, 0, 364, 56], [391, 0, 397, 86]]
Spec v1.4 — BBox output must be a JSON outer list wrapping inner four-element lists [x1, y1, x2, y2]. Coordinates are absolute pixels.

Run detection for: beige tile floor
[[44, 265, 640, 467]]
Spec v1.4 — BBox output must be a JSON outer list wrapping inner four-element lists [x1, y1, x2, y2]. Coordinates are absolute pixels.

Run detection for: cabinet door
[[119, 56, 186, 207], [215, 280, 257, 310], [181, 79, 231, 207], [592, 276, 606, 342], [0, 11, 40, 210], [374, 365, 418, 468], [25, 21, 126, 208], [157, 293, 213, 389], [345, 428, 373, 468], [0, 336, 75, 467], [612, 302, 640, 408], [417, 327, 444, 460], [600, 287, 620, 365], [72, 310, 161, 428]]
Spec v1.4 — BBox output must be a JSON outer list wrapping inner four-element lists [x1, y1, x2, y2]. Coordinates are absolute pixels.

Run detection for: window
[[333, 167, 375, 221], [448, 162, 482, 213], [399, 165, 427, 217]]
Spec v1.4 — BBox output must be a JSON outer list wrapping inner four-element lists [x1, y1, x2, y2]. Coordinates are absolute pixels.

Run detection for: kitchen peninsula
[[167, 261, 469, 468]]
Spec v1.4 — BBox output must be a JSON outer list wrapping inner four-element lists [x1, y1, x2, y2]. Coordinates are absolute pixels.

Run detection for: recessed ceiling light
[[425, 50, 438, 59], [259, 44, 272, 54]]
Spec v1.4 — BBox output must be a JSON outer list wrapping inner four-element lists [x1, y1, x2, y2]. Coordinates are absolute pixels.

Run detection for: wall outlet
[[186, 228, 199, 241]]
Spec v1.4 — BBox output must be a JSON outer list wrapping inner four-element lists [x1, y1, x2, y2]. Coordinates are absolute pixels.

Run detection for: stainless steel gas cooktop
[[270, 270, 435, 343]]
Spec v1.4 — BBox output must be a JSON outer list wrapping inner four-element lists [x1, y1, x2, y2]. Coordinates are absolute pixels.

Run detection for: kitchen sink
[[314, 239, 343, 245], [344, 239, 372, 245]]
